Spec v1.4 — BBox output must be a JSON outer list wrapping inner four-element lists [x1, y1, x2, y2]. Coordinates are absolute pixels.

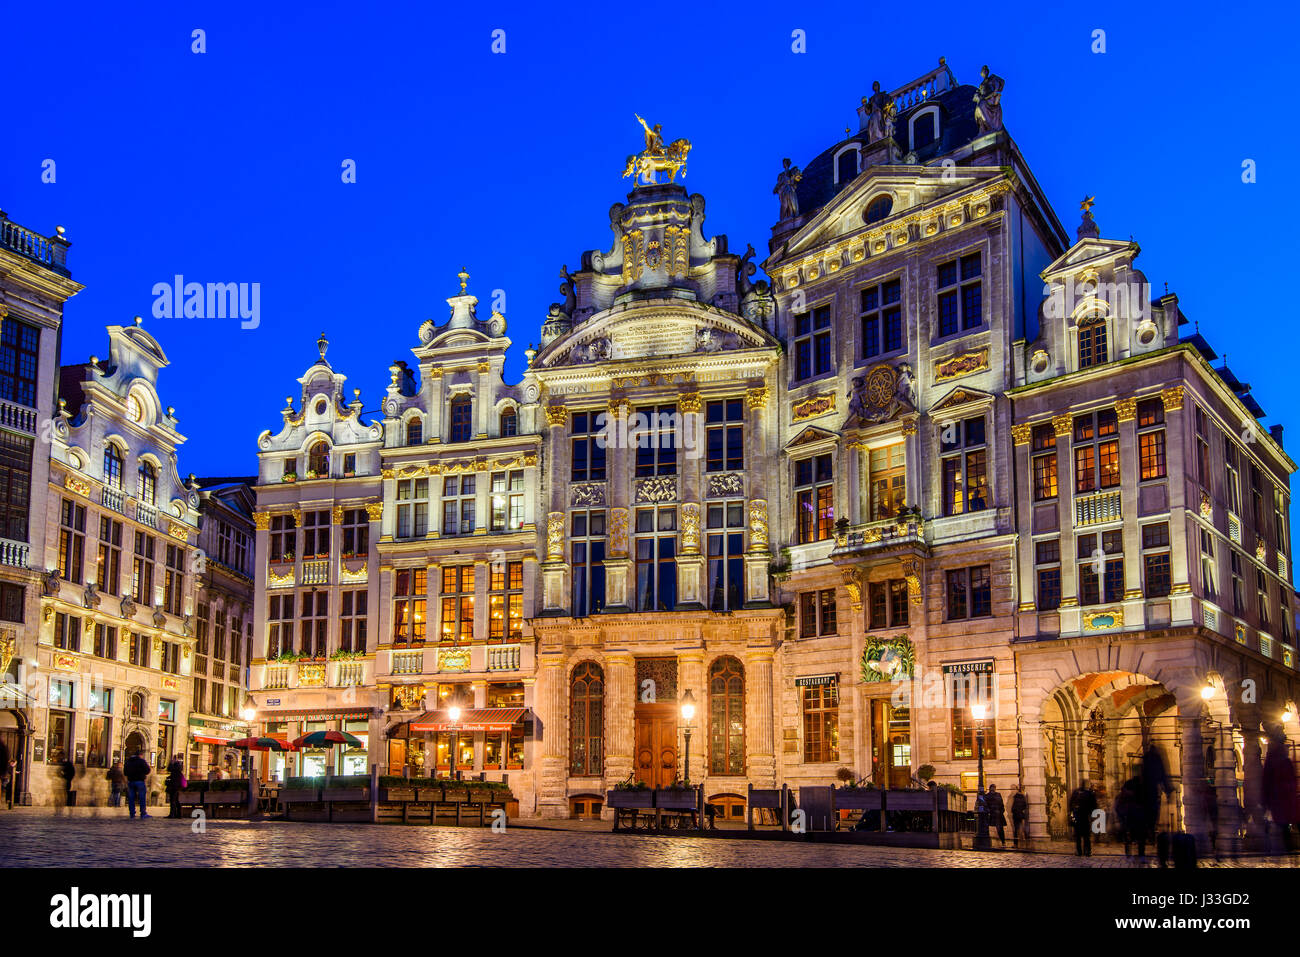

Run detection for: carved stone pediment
[[928, 385, 994, 416]]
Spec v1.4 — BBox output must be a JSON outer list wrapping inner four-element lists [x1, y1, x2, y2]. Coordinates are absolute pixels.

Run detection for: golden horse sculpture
[[622, 138, 692, 185]]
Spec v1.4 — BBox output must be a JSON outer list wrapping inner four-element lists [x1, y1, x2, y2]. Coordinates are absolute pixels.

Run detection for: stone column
[[1177, 711, 1208, 846], [745, 648, 777, 787], [536, 653, 569, 818], [744, 387, 773, 604], [605, 652, 635, 787], [1162, 386, 1194, 623], [1052, 414, 1079, 630], [428, 369, 445, 443], [474, 362, 490, 439]]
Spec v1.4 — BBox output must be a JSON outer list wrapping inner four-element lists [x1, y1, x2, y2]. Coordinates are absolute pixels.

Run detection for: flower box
[[380, 787, 414, 802], [323, 788, 368, 802], [440, 786, 469, 803], [833, 788, 883, 811], [886, 790, 937, 811], [417, 786, 445, 803], [278, 788, 321, 804], [466, 786, 503, 803], [607, 789, 654, 809], [654, 789, 697, 811], [177, 789, 205, 804], [205, 789, 250, 805]]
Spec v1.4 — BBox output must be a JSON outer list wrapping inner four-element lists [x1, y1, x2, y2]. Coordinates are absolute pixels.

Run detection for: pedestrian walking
[[1010, 785, 1029, 848], [985, 784, 1006, 846], [165, 753, 186, 819], [107, 760, 126, 808], [1068, 779, 1098, 856], [1262, 729, 1298, 854], [0, 738, 11, 810], [1114, 777, 1149, 859], [123, 750, 151, 819], [57, 756, 75, 815]]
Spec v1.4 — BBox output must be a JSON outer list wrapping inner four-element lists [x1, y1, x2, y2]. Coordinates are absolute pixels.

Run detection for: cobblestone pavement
[[0, 808, 1295, 867]]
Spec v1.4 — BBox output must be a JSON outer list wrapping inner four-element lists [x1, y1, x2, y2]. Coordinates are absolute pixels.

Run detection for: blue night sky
[[3, 1, 1296, 490]]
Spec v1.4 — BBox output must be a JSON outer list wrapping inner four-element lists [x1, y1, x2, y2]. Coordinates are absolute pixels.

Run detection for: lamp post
[[679, 690, 696, 787], [971, 702, 991, 851], [239, 695, 257, 779], [448, 705, 462, 782]]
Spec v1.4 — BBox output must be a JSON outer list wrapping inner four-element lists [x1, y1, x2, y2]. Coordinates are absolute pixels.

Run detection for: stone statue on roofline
[[774, 158, 803, 220], [864, 81, 896, 143], [974, 65, 1005, 133]]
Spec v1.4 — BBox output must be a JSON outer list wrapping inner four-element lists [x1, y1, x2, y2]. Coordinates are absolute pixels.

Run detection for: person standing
[[0, 739, 11, 810], [1262, 729, 1298, 853], [1068, 779, 1098, 856], [57, 757, 76, 815], [985, 784, 1007, 847], [123, 750, 151, 819], [1010, 785, 1029, 848], [164, 753, 185, 819], [107, 760, 126, 808]]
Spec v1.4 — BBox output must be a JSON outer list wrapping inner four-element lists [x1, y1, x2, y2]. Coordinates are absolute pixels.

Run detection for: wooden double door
[[634, 704, 678, 789]]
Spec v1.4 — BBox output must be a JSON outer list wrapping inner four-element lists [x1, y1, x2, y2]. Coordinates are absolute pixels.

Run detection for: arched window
[[136, 461, 156, 505], [864, 194, 893, 225], [570, 661, 605, 776], [308, 441, 330, 477], [911, 110, 938, 150], [836, 149, 859, 185], [103, 444, 124, 489], [500, 407, 518, 437], [1078, 315, 1109, 369], [709, 657, 745, 775], [449, 397, 472, 443], [406, 416, 423, 446]]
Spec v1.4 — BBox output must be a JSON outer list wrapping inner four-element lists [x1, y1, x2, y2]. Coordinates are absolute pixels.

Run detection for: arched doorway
[[1040, 671, 1182, 839], [124, 730, 148, 759], [0, 710, 28, 806]]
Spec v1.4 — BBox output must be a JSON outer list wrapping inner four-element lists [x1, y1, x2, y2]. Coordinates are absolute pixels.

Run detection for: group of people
[[1067, 743, 1174, 858], [978, 783, 1031, 847], [58, 751, 195, 819]]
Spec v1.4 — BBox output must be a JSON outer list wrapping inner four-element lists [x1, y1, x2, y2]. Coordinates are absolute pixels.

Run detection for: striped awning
[[409, 708, 526, 733], [192, 732, 238, 746]]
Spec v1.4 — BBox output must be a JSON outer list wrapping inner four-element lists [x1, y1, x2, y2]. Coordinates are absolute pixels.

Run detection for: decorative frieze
[[609, 508, 630, 556], [792, 392, 836, 421], [707, 473, 744, 498], [635, 476, 677, 504], [545, 512, 565, 561], [570, 483, 607, 508], [748, 499, 769, 548], [681, 503, 701, 554], [934, 348, 989, 382]]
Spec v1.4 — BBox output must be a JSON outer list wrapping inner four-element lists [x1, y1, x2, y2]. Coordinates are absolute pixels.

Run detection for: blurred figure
[[0, 738, 12, 810], [107, 760, 125, 808], [1010, 785, 1029, 848], [123, 750, 150, 819], [165, 753, 185, 819], [1068, 779, 1097, 856], [985, 784, 1006, 847], [1114, 777, 1148, 860], [56, 756, 75, 816], [1141, 743, 1171, 839], [1261, 729, 1297, 855]]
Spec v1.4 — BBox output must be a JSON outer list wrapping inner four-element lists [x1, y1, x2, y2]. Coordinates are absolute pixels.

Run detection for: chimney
[[1270, 424, 1284, 447]]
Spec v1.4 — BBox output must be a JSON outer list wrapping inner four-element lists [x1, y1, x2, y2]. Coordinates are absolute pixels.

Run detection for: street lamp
[[448, 704, 462, 782], [679, 690, 696, 787], [971, 702, 991, 851], [240, 695, 256, 778]]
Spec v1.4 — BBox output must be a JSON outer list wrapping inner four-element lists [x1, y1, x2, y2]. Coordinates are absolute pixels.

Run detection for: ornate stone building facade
[[0, 211, 81, 805], [34, 318, 203, 804]]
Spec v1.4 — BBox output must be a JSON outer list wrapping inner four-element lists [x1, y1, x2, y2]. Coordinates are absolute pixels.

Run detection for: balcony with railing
[[1075, 489, 1122, 527], [264, 665, 290, 690], [391, 650, 424, 675], [300, 559, 330, 586], [134, 501, 158, 529], [0, 399, 37, 437], [889, 60, 954, 114], [487, 644, 522, 672], [0, 538, 29, 569], [335, 660, 366, 686], [101, 486, 126, 515], [831, 511, 927, 560], [0, 213, 70, 276]]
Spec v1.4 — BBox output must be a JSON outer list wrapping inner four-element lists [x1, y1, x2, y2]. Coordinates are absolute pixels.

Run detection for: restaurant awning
[[253, 707, 376, 722], [409, 708, 526, 733], [192, 732, 238, 746]]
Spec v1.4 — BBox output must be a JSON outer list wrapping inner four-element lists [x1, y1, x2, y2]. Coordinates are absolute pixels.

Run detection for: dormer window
[[449, 397, 472, 443], [406, 416, 423, 446], [308, 441, 330, 477], [911, 109, 938, 150], [137, 462, 157, 505], [864, 195, 893, 225], [1078, 315, 1108, 369], [836, 149, 859, 185]]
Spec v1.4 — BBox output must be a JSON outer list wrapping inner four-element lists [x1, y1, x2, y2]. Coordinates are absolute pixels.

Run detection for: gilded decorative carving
[[167, 522, 188, 541], [1161, 386, 1184, 411], [53, 653, 79, 672], [609, 508, 630, 556], [664, 225, 690, 277], [934, 349, 990, 382], [331, 506, 345, 524], [903, 559, 923, 605], [1052, 414, 1072, 437], [677, 392, 702, 414], [793, 392, 836, 421], [622, 229, 645, 283], [1114, 397, 1137, 423], [1081, 608, 1124, 631], [0, 630, 13, 677], [546, 512, 565, 561], [707, 473, 743, 498], [1256, 540, 1267, 561], [267, 569, 295, 589], [64, 475, 92, 497], [901, 420, 918, 436], [366, 502, 384, 521], [439, 648, 471, 672], [477, 361, 491, 374], [392, 684, 424, 711], [253, 512, 271, 531], [291, 507, 303, 525], [1011, 423, 1032, 445], [570, 483, 606, 508], [1200, 490, 1212, 518], [545, 404, 569, 426], [340, 563, 368, 584], [748, 499, 769, 548], [842, 569, 864, 612], [681, 503, 701, 554], [745, 387, 769, 410], [381, 468, 396, 480], [299, 663, 326, 687], [635, 476, 677, 504]]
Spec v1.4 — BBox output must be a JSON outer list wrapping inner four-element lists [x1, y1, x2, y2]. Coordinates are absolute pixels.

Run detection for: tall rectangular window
[[0, 581, 22, 623], [1142, 522, 1171, 598], [634, 506, 677, 612], [58, 499, 85, 583], [91, 622, 118, 660], [1201, 528, 1216, 601], [1230, 550, 1245, 616], [1077, 531, 1124, 606], [269, 514, 295, 563], [571, 509, 606, 617], [570, 412, 607, 482], [449, 396, 473, 443], [440, 566, 474, 642], [490, 470, 524, 532], [952, 703, 996, 759], [163, 543, 185, 616], [441, 476, 475, 536], [53, 612, 81, 652], [1195, 406, 1210, 488], [301, 509, 330, 558], [128, 631, 150, 669], [802, 683, 839, 763], [793, 305, 832, 381], [1073, 409, 1120, 493], [799, 590, 838, 637], [97, 516, 122, 594], [705, 399, 744, 472], [489, 561, 523, 641], [1137, 397, 1167, 481], [940, 417, 988, 515], [131, 531, 155, 604], [936, 252, 982, 337], [868, 443, 906, 520], [1031, 424, 1058, 501], [341, 508, 369, 557], [1077, 317, 1108, 369], [267, 595, 294, 657], [396, 478, 430, 539], [0, 317, 39, 408], [633, 405, 678, 477], [1257, 569, 1270, 630], [795, 453, 834, 543], [1035, 539, 1062, 610], [946, 566, 992, 620], [393, 568, 427, 644], [706, 501, 745, 612], [867, 580, 909, 629], [340, 590, 367, 652], [0, 432, 33, 542], [299, 591, 328, 658], [860, 279, 902, 358], [213, 610, 226, 661]]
